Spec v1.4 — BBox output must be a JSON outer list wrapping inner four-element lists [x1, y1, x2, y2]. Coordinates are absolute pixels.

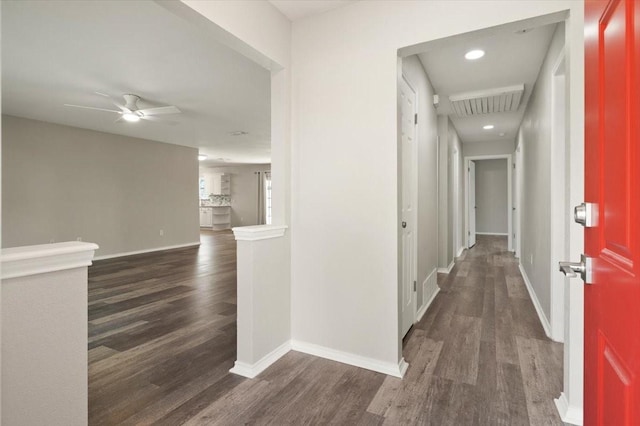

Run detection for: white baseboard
[[229, 341, 292, 379], [554, 392, 583, 425], [456, 246, 465, 257], [437, 260, 455, 274], [291, 340, 408, 378], [93, 241, 201, 261], [476, 232, 509, 236], [416, 286, 440, 322], [518, 263, 552, 339]]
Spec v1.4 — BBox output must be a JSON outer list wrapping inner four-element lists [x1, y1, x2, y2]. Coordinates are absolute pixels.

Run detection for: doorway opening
[[464, 155, 513, 251], [397, 9, 577, 424]]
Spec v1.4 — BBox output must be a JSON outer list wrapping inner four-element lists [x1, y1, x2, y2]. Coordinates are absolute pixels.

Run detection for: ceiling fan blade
[[141, 115, 178, 125], [137, 105, 181, 116], [64, 104, 122, 114]]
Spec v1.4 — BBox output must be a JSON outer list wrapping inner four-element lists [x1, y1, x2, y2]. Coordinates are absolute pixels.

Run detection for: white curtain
[[257, 171, 271, 225]]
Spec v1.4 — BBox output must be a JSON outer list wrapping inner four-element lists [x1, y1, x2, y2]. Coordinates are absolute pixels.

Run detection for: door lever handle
[[559, 254, 592, 284]]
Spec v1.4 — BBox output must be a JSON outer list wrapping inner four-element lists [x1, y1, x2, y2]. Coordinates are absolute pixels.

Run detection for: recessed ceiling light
[[499, 132, 505, 137], [198, 155, 207, 161], [122, 113, 140, 122], [230, 131, 248, 136], [465, 49, 485, 60], [483, 124, 494, 130]]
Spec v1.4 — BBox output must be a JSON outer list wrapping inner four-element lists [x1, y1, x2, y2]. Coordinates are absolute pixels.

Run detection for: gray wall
[[518, 24, 565, 321], [2, 115, 200, 257], [463, 140, 515, 157], [203, 164, 271, 227], [475, 159, 508, 234], [402, 55, 439, 308]]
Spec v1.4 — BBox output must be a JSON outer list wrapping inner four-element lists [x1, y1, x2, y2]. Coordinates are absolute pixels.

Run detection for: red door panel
[[585, 0, 639, 424]]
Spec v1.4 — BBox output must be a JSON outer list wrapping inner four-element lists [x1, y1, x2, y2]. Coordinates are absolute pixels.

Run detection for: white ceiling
[[417, 23, 557, 144], [269, 0, 357, 21], [2, 1, 271, 166]]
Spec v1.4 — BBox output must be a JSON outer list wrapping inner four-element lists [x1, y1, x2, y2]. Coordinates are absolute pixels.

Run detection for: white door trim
[[549, 49, 567, 343], [463, 154, 513, 251]]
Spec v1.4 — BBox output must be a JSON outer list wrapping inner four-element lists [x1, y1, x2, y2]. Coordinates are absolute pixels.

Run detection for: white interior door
[[468, 160, 477, 247], [399, 76, 417, 338]]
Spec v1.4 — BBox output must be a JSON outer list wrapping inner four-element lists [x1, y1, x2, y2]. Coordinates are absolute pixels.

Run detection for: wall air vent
[[449, 84, 524, 117]]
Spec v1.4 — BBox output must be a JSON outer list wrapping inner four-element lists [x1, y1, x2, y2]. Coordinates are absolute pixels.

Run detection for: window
[[199, 177, 206, 199], [265, 172, 272, 225]]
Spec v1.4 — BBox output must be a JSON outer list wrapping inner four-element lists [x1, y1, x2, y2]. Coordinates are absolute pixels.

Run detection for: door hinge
[[413, 281, 417, 292], [468, 231, 470, 235], [513, 163, 516, 169], [414, 114, 418, 125]]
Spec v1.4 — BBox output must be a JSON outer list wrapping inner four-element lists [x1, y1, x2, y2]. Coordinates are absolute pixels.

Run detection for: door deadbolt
[[574, 202, 597, 227]]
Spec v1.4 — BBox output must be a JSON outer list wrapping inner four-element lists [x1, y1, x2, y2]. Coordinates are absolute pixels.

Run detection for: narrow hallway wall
[[402, 55, 439, 310], [517, 23, 565, 324]]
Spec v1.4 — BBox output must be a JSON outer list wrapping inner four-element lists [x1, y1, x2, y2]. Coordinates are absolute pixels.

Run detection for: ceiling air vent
[[449, 84, 524, 117]]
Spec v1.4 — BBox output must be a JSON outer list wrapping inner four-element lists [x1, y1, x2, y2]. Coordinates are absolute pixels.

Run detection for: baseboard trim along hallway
[[437, 261, 455, 274], [230, 341, 292, 379], [554, 392, 584, 425], [291, 340, 409, 378], [518, 262, 553, 339]]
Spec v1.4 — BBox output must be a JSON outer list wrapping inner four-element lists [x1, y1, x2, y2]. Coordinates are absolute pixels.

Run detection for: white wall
[[202, 164, 271, 227], [475, 159, 508, 235], [289, 1, 582, 368], [2, 115, 200, 257], [463, 140, 515, 157], [518, 24, 565, 322], [402, 56, 438, 310]]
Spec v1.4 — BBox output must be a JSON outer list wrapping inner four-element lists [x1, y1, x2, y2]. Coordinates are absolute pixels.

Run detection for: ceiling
[[417, 23, 557, 144], [269, 0, 358, 21], [2, 1, 271, 166]]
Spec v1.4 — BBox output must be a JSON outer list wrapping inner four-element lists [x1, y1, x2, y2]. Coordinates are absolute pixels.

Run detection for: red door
[[585, 0, 639, 424]]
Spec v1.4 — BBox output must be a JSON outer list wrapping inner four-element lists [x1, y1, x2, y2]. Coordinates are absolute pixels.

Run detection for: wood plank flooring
[[88, 233, 563, 425]]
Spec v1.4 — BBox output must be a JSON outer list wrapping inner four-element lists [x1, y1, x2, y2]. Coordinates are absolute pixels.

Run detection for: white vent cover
[[449, 84, 524, 117]]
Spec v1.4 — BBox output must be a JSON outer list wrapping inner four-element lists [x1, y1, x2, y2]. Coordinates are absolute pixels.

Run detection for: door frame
[[452, 147, 462, 259], [549, 49, 568, 343], [464, 154, 513, 251], [398, 73, 419, 333]]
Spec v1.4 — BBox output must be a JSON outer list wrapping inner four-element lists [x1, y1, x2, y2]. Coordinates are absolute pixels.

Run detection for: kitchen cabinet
[[199, 207, 213, 227]]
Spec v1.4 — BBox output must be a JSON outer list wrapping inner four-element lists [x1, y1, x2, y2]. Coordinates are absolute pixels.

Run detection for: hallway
[[88, 233, 562, 425], [374, 235, 563, 424]]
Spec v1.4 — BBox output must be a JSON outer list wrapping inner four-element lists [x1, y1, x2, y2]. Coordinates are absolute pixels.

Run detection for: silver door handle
[[402, 221, 407, 228], [559, 254, 592, 284]]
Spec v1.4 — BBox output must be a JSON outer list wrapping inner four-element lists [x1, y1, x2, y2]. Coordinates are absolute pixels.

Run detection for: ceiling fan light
[[123, 113, 140, 122], [465, 49, 485, 60]]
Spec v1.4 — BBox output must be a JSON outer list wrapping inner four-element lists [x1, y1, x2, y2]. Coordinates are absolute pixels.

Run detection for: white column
[[229, 225, 290, 379], [1, 241, 98, 426]]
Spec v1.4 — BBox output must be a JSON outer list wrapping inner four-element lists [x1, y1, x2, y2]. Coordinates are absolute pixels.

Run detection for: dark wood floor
[[88, 233, 562, 425]]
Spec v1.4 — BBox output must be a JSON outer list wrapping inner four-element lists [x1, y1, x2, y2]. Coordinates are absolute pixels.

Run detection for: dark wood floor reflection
[[88, 233, 562, 425]]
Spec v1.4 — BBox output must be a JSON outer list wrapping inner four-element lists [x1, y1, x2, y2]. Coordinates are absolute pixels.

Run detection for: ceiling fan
[[64, 92, 181, 123]]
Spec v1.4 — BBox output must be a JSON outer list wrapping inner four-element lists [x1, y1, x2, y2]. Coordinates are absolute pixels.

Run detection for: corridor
[[371, 235, 563, 424]]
